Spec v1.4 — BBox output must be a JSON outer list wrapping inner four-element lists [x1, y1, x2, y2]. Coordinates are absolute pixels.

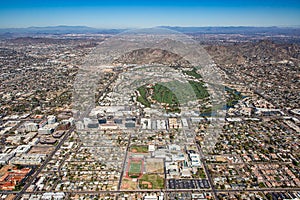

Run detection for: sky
[[0, 0, 300, 28]]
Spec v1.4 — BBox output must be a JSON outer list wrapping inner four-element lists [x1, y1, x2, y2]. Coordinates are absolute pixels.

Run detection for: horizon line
[[1, 24, 300, 29]]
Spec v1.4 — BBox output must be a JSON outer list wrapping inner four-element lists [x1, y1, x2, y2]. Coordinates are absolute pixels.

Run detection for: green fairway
[[152, 84, 179, 105], [188, 80, 209, 99], [136, 79, 209, 113], [183, 67, 203, 79], [137, 87, 151, 107]]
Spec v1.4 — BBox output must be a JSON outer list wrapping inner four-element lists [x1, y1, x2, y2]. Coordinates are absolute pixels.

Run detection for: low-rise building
[[12, 145, 31, 156], [24, 122, 38, 132], [10, 154, 45, 165], [38, 123, 59, 134], [41, 192, 65, 200], [189, 153, 201, 167], [47, 115, 57, 124], [0, 153, 15, 165]]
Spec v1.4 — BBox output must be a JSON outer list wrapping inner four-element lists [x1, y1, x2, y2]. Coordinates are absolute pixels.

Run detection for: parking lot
[[168, 179, 210, 189]]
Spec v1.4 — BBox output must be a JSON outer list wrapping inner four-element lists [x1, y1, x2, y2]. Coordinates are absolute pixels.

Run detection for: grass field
[[130, 145, 148, 153], [139, 174, 164, 189], [128, 160, 143, 178]]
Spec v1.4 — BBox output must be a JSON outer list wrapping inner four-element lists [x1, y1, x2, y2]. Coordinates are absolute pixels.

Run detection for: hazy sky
[[0, 0, 300, 28]]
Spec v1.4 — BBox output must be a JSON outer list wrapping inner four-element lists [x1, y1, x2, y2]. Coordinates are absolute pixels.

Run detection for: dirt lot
[[145, 158, 164, 173], [28, 146, 54, 155]]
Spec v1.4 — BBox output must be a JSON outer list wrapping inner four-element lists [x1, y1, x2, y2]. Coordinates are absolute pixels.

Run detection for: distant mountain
[[158, 26, 300, 35], [0, 25, 127, 38], [0, 25, 299, 39], [113, 48, 191, 67], [205, 40, 300, 65]]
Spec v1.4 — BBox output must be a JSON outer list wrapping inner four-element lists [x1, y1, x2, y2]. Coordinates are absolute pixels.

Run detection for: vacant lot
[[145, 158, 164, 173], [121, 178, 138, 190], [28, 146, 54, 155]]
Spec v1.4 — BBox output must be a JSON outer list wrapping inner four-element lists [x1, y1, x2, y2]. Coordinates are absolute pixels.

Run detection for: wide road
[[196, 143, 218, 200], [117, 133, 132, 190], [3, 187, 300, 195]]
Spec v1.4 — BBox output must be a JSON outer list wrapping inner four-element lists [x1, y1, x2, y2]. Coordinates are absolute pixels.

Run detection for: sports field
[[130, 145, 148, 153], [128, 160, 143, 178], [139, 174, 164, 189]]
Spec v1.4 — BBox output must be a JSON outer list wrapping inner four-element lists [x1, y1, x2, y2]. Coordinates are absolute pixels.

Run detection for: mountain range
[[0, 25, 300, 38]]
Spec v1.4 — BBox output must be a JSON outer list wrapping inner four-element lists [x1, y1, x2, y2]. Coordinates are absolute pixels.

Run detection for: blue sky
[[0, 0, 299, 28]]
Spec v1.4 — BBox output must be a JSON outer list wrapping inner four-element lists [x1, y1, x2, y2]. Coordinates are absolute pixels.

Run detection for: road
[[117, 133, 132, 190], [196, 143, 218, 200], [3, 187, 300, 195]]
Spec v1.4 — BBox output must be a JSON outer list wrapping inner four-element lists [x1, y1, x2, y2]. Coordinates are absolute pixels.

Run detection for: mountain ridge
[[1, 25, 299, 33]]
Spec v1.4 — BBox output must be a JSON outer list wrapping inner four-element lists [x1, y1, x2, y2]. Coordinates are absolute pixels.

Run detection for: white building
[[0, 153, 15, 165], [41, 192, 65, 200], [10, 154, 45, 165], [23, 132, 38, 144], [156, 120, 167, 130], [172, 153, 185, 161], [189, 153, 201, 167], [75, 121, 84, 130], [144, 195, 158, 200], [181, 118, 189, 128], [38, 123, 59, 134], [38, 127, 52, 135], [99, 123, 118, 130], [166, 162, 179, 177], [68, 117, 75, 125], [168, 144, 181, 151], [24, 122, 38, 132], [181, 167, 192, 178], [141, 118, 151, 129], [47, 115, 57, 124], [29, 138, 40, 145], [190, 117, 205, 123], [12, 145, 31, 155], [148, 145, 155, 152]]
